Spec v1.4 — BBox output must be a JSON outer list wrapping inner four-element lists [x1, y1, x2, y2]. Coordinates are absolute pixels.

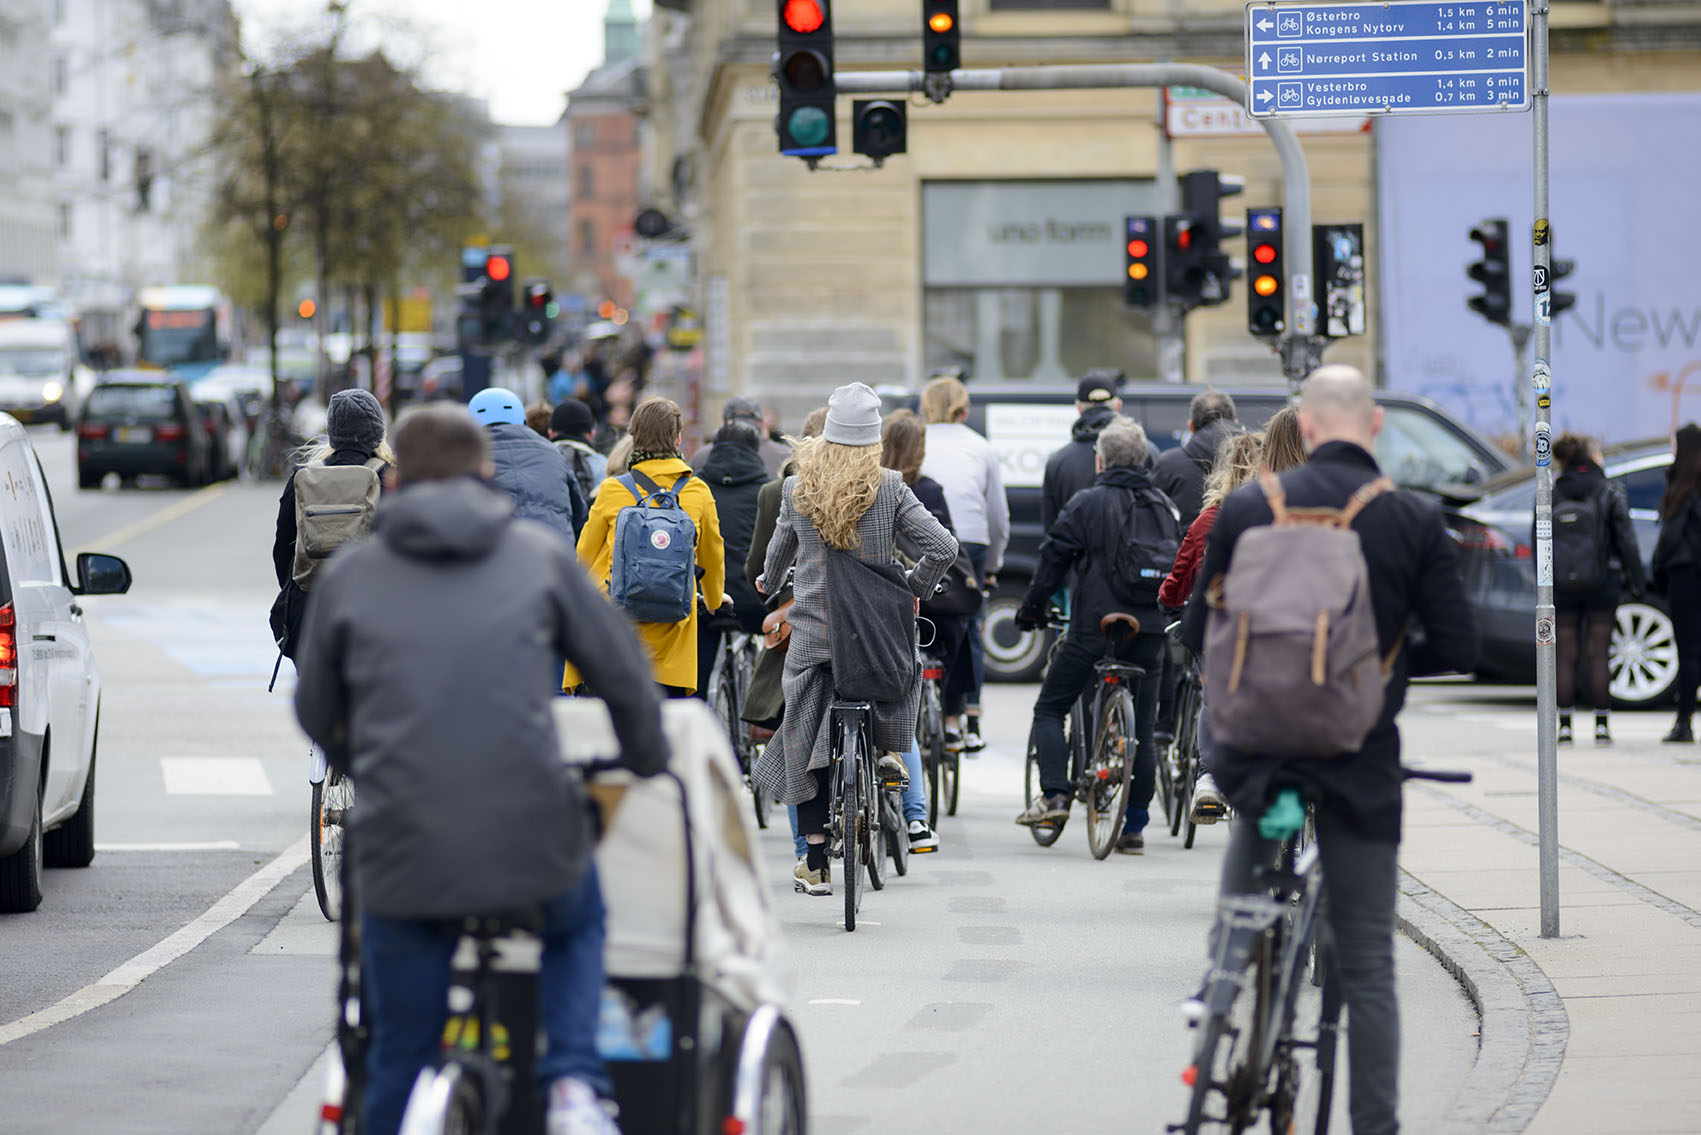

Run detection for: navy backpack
[[610, 469, 698, 623]]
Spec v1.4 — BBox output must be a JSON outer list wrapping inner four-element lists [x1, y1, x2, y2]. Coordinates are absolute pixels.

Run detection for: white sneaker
[[547, 1078, 621, 1135], [1190, 774, 1227, 825], [907, 819, 939, 852]]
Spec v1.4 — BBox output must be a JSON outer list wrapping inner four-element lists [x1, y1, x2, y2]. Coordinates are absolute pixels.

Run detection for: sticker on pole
[[1534, 422, 1552, 466], [1534, 218, 1550, 246], [1536, 293, 1552, 326], [1533, 264, 1549, 293], [1532, 359, 1551, 394], [1536, 614, 1555, 645], [1535, 518, 1552, 541], [1537, 548, 1553, 587]]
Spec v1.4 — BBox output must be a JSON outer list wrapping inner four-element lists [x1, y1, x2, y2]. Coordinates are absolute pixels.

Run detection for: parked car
[[1444, 439, 1675, 707], [884, 381, 1518, 681], [0, 319, 90, 429], [194, 393, 250, 482], [0, 413, 133, 912], [76, 373, 215, 489]]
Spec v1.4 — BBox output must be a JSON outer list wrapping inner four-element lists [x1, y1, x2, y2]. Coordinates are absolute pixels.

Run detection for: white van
[[0, 319, 92, 429], [0, 414, 132, 912]]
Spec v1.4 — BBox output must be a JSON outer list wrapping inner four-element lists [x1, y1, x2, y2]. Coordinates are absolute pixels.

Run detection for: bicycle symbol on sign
[[1277, 12, 1302, 36]]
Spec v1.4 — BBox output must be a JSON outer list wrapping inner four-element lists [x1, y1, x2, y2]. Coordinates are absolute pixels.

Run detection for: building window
[[134, 148, 153, 212], [576, 121, 595, 147], [54, 126, 70, 168], [96, 128, 110, 182], [58, 202, 72, 239], [53, 55, 69, 96], [578, 164, 594, 200], [578, 220, 596, 258]]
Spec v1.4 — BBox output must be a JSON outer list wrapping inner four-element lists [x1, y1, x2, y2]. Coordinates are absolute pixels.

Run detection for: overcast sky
[[232, 0, 649, 126]]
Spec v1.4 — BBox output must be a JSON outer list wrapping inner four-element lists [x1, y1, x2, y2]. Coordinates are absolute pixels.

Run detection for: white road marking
[[95, 840, 243, 852], [0, 838, 308, 1047], [160, 756, 273, 796], [808, 998, 863, 1006]]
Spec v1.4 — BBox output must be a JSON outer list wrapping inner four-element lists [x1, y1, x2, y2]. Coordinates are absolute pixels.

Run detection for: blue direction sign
[[1246, 0, 1529, 118]]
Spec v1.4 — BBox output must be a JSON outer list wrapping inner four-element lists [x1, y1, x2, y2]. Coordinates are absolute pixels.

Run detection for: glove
[[1014, 608, 1043, 631], [1258, 789, 1307, 841]]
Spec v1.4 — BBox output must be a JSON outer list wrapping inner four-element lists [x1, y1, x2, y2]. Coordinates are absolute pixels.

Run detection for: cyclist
[[293, 405, 668, 1135], [1013, 417, 1179, 852], [1153, 388, 1241, 530], [1041, 373, 1125, 531], [1182, 366, 1476, 1135], [754, 383, 957, 896], [469, 386, 588, 542], [694, 420, 769, 695]]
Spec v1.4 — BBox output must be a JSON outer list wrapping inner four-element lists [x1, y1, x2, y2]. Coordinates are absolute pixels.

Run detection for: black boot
[[1594, 713, 1612, 746], [1557, 714, 1573, 744], [1664, 717, 1694, 744]]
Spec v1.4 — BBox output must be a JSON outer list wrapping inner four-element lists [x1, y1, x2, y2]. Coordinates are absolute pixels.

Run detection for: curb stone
[[1396, 871, 1568, 1134]]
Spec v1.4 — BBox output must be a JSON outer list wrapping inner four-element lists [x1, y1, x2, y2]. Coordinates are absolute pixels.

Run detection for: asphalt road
[[0, 427, 1481, 1134]]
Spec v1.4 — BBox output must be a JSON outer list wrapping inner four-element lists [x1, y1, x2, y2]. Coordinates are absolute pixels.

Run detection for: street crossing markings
[[0, 838, 309, 1047], [160, 756, 274, 796]]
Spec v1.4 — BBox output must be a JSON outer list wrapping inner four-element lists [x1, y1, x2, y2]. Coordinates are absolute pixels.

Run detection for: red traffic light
[[1253, 243, 1277, 265], [486, 255, 511, 282], [783, 0, 824, 33], [1127, 239, 1149, 258], [1176, 226, 1194, 251]]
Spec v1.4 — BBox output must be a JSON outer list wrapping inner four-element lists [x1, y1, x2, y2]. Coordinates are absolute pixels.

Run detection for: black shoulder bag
[[823, 549, 918, 703]]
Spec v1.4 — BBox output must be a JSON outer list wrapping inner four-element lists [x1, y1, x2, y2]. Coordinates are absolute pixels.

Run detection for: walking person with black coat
[[1153, 388, 1240, 529], [1548, 432, 1646, 744], [1653, 423, 1701, 742], [1041, 374, 1124, 531]]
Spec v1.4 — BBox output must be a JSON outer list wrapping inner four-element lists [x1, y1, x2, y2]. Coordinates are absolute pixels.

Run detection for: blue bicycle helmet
[[468, 386, 525, 426]]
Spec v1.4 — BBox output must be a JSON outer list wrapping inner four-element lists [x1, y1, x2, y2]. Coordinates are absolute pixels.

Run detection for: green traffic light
[[787, 105, 831, 147], [929, 44, 957, 68], [545, 301, 560, 318]]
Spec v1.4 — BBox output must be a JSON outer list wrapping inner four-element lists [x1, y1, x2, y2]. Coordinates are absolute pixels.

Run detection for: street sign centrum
[[1245, 0, 1529, 118]]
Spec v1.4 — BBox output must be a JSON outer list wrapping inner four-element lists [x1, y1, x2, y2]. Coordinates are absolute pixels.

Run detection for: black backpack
[[1552, 487, 1609, 592], [1105, 487, 1183, 609]]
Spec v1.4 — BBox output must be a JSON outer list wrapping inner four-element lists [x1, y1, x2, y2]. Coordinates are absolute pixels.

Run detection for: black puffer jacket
[[1553, 460, 1646, 596], [1020, 465, 1178, 641], [1153, 417, 1239, 529], [699, 441, 769, 634], [1042, 403, 1120, 532]]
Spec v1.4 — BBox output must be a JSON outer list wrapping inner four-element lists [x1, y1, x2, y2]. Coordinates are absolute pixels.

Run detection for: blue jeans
[[360, 866, 611, 1135], [899, 741, 926, 825], [788, 805, 806, 858]]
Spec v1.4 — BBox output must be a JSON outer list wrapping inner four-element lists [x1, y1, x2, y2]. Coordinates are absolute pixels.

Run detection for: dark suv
[[76, 373, 213, 489], [889, 382, 1515, 681]]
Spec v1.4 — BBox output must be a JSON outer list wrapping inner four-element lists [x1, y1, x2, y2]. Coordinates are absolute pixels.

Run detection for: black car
[[76, 374, 214, 489], [1443, 440, 1674, 707], [896, 381, 1516, 681]]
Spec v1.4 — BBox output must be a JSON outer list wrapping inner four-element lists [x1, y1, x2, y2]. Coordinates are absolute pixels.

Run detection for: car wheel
[[44, 720, 97, 869], [983, 583, 1050, 683], [78, 468, 100, 490], [0, 789, 44, 913], [1610, 601, 1679, 709]]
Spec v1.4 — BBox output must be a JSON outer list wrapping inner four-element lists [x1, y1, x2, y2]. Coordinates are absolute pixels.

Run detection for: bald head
[[1298, 365, 1382, 452]]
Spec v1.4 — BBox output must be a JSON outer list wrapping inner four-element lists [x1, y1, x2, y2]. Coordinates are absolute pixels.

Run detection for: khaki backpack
[[291, 458, 384, 590], [1203, 471, 1400, 759]]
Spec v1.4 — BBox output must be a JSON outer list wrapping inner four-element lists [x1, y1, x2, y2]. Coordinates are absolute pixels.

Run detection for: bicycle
[[1160, 621, 1209, 850], [1173, 766, 1473, 1135], [827, 699, 886, 933], [309, 743, 353, 922], [915, 632, 957, 828], [1021, 611, 1147, 860], [707, 623, 770, 829]]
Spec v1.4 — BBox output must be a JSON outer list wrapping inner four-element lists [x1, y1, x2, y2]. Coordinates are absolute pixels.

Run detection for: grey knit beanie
[[327, 388, 386, 452], [823, 382, 883, 446]]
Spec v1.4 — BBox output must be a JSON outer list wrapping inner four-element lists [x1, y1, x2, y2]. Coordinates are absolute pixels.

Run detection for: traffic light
[[1247, 207, 1285, 337], [922, 0, 959, 73], [1314, 223, 1366, 338], [775, 0, 836, 159], [1550, 251, 1576, 318], [479, 247, 515, 344], [520, 279, 554, 345], [1123, 216, 1158, 309], [852, 99, 906, 161], [1169, 170, 1243, 309], [1466, 218, 1511, 326]]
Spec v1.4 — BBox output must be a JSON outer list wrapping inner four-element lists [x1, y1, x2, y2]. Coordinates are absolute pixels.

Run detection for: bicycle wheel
[[399, 1060, 486, 1135], [1187, 936, 1273, 1134], [866, 755, 886, 892], [1156, 722, 1177, 832], [1085, 689, 1135, 860], [921, 681, 944, 828], [885, 787, 909, 877], [1169, 684, 1195, 839], [1023, 736, 1067, 847], [943, 748, 960, 817], [748, 745, 772, 831], [311, 771, 353, 921], [837, 727, 862, 932]]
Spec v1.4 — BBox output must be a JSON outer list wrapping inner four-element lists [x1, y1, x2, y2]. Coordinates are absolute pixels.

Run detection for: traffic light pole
[[1152, 89, 1185, 385], [833, 63, 1326, 386], [1530, 0, 1561, 940]]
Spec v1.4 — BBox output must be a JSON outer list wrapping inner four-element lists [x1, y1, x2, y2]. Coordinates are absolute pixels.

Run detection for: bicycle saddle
[[448, 909, 544, 939], [1100, 612, 1141, 638]]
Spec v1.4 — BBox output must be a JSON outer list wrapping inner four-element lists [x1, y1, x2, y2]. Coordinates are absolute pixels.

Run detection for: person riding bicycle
[[1181, 366, 1476, 1135], [1014, 417, 1179, 853], [469, 386, 589, 542], [754, 383, 958, 896], [693, 420, 769, 695], [293, 406, 668, 1135]]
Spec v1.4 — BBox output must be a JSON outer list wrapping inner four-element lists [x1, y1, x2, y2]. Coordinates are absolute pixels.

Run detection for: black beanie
[[551, 398, 595, 438], [327, 389, 386, 452]]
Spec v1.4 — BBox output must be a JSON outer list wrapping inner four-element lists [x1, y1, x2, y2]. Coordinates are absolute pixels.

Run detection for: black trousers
[[1669, 565, 1701, 719]]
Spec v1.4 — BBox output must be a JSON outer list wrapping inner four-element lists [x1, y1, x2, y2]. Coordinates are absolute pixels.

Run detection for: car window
[[1376, 405, 1498, 491], [1615, 464, 1667, 514], [85, 384, 178, 419]]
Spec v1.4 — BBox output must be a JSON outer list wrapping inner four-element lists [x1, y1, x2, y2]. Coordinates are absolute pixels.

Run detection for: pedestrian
[[526, 400, 553, 437], [1261, 405, 1306, 472], [1041, 372, 1124, 532], [695, 420, 769, 695], [1182, 365, 1477, 1135], [689, 395, 793, 479], [1014, 417, 1180, 851], [1654, 423, 1701, 742], [573, 396, 726, 697], [754, 383, 958, 896], [550, 397, 608, 505], [469, 387, 588, 542], [293, 405, 667, 1135], [1548, 431, 1645, 744], [919, 375, 1009, 753], [1153, 388, 1241, 529], [270, 388, 394, 664]]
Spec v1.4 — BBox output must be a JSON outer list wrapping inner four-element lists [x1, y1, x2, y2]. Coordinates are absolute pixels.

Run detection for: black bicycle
[[1159, 622, 1209, 849], [1174, 767, 1473, 1135], [916, 642, 956, 828], [1022, 612, 1146, 860], [707, 622, 769, 829], [828, 700, 884, 932]]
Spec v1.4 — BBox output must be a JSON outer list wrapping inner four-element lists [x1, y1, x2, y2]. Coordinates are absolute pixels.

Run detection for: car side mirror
[[76, 552, 132, 596]]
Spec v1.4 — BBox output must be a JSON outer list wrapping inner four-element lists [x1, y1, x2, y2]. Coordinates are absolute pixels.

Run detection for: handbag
[[761, 602, 793, 651], [897, 531, 982, 618], [824, 549, 917, 703]]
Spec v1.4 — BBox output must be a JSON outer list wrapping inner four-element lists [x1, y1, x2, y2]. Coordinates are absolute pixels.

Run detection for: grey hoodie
[[294, 477, 666, 918]]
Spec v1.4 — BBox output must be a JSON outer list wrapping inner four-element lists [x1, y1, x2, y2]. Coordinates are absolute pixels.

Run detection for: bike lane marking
[[0, 837, 308, 1047], [72, 480, 230, 557]]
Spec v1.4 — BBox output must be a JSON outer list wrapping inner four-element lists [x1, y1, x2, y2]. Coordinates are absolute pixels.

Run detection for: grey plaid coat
[[753, 469, 958, 806]]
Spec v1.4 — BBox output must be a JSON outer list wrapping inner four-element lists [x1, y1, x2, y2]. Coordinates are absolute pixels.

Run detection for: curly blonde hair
[[1203, 431, 1265, 511], [791, 435, 883, 550]]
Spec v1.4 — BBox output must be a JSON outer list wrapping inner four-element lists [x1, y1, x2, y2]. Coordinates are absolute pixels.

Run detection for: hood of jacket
[[698, 441, 769, 488], [1183, 417, 1239, 463], [377, 477, 515, 561], [1556, 460, 1607, 501], [1096, 464, 1156, 493], [1071, 402, 1120, 444]]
